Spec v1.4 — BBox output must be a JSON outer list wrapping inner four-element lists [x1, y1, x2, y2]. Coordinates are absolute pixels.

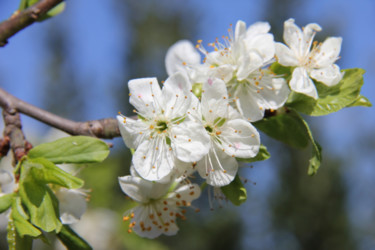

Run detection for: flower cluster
[[117, 18, 346, 238]]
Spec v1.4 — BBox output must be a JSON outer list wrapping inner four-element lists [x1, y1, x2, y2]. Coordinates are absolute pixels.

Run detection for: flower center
[[156, 121, 168, 132]]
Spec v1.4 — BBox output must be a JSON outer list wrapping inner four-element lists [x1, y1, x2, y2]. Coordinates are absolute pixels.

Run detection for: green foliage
[[28, 136, 110, 164], [10, 197, 41, 238], [18, 167, 62, 233], [2, 136, 110, 249], [254, 109, 309, 148], [254, 109, 322, 175], [57, 225, 93, 250], [22, 158, 84, 189], [221, 175, 247, 206], [237, 145, 270, 163], [0, 193, 14, 213], [287, 68, 371, 115]]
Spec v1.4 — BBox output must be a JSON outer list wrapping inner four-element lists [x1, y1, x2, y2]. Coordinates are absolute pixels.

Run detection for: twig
[[2, 108, 29, 161], [0, 0, 64, 47], [0, 87, 120, 139]]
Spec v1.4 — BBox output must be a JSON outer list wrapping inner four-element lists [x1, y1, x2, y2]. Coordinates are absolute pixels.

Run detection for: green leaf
[[270, 62, 292, 79], [254, 109, 322, 174], [347, 95, 372, 107], [57, 225, 93, 250], [254, 109, 309, 148], [19, 161, 64, 233], [298, 117, 322, 175], [19, 179, 62, 233], [11, 197, 41, 238], [287, 68, 368, 115], [7, 218, 34, 250], [0, 193, 14, 213], [28, 136, 109, 164], [221, 175, 247, 206], [237, 145, 270, 163], [23, 158, 83, 189], [40, 2, 66, 21]]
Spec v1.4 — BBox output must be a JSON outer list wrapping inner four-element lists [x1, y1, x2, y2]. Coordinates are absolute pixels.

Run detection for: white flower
[[117, 72, 210, 182], [195, 77, 260, 186], [55, 188, 88, 224], [275, 18, 343, 99], [0, 152, 16, 195], [118, 175, 200, 238], [168, 21, 290, 122]]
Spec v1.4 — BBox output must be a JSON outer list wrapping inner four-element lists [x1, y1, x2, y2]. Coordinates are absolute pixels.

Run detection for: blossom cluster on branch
[[115, 18, 369, 238]]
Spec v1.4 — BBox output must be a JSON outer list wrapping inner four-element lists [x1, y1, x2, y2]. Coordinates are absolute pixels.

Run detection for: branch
[[0, 0, 64, 47], [0, 87, 120, 139], [2, 108, 31, 161]]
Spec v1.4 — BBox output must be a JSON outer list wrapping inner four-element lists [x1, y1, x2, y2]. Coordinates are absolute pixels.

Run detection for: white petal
[[165, 40, 201, 76], [118, 175, 170, 202], [170, 122, 210, 163], [283, 18, 304, 57], [129, 78, 162, 116], [162, 72, 192, 117], [201, 78, 229, 121], [302, 22, 321, 59], [312, 37, 342, 68], [116, 115, 149, 149], [237, 50, 263, 81], [254, 77, 290, 110], [290, 67, 318, 99], [220, 119, 260, 158], [275, 43, 299, 66], [235, 20, 247, 40], [246, 22, 271, 38], [234, 85, 265, 122], [310, 64, 343, 86], [211, 64, 235, 83], [56, 188, 87, 224], [303, 22, 322, 45], [130, 205, 165, 238], [196, 145, 238, 187], [168, 183, 201, 203], [202, 77, 228, 101], [244, 33, 275, 62], [132, 139, 175, 181]]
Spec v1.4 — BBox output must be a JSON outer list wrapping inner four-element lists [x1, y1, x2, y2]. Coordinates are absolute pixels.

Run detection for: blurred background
[[0, 0, 374, 249]]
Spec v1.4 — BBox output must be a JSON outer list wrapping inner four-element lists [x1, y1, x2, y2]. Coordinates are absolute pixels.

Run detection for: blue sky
[[1, 0, 375, 248]]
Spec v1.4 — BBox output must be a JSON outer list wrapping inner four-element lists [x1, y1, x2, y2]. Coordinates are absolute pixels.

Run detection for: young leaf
[[221, 175, 247, 206], [7, 218, 34, 250], [237, 145, 270, 163], [23, 158, 84, 189], [57, 225, 93, 250], [38, 3, 66, 21], [287, 68, 368, 115], [254, 110, 309, 148], [0, 193, 14, 213], [19, 162, 63, 233], [11, 197, 41, 238], [28, 136, 109, 164], [347, 95, 372, 107], [298, 117, 322, 175], [19, 178, 62, 233]]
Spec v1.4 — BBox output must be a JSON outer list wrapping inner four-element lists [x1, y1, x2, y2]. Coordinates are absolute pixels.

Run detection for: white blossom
[[55, 188, 88, 224], [167, 21, 290, 122], [118, 175, 200, 238], [195, 77, 260, 186], [117, 72, 210, 182], [275, 18, 343, 99]]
